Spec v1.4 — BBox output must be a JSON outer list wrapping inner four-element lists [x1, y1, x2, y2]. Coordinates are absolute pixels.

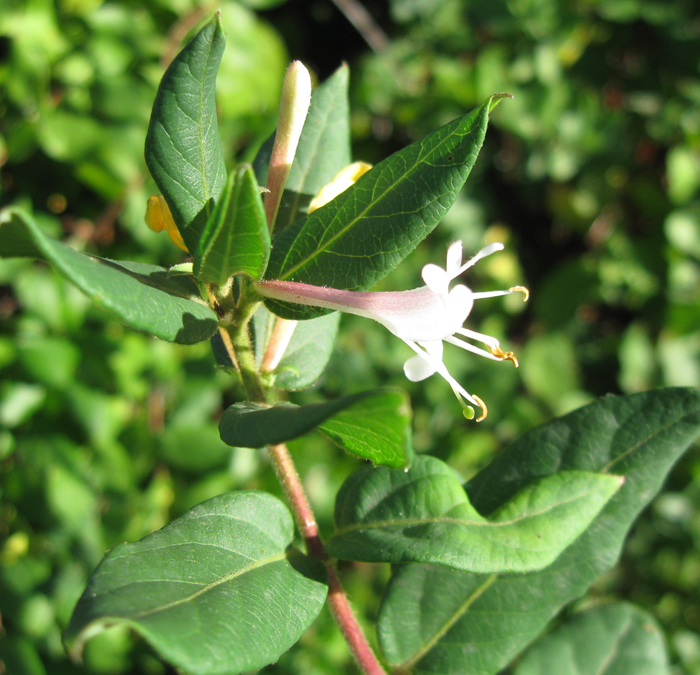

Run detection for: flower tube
[[256, 241, 528, 421]]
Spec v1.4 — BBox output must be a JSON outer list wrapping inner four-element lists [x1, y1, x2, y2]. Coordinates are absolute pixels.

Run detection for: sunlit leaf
[[264, 95, 508, 319], [195, 164, 270, 284], [327, 454, 621, 573], [144, 14, 227, 254], [0, 208, 218, 344], [219, 388, 413, 468], [65, 492, 328, 675], [377, 388, 700, 675]]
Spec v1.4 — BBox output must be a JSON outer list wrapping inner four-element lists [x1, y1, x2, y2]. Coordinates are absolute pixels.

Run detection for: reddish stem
[[268, 443, 387, 675]]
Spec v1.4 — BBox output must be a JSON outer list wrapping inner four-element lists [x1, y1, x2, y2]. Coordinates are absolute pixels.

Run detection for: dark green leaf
[[0, 208, 218, 344], [144, 14, 227, 254], [65, 492, 328, 675], [513, 603, 669, 675], [377, 388, 700, 675], [264, 95, 508, 320], [327, 455, 621, 572], [219, 388, 413, 468], [195, 164, 270, 284]]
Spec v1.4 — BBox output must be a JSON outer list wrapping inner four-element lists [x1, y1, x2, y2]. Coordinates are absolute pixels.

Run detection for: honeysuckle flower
[[145, 195, 188, 252], [255, 241, 528, 421]]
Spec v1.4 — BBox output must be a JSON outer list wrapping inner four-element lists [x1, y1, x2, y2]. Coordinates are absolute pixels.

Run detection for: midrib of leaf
[[334, 488, 605, 536], [277, 122, 475, 282], [394, 574, 499, 673], [197, 43, 216, 219], [595, 614, 634, 675], [600, 417, 678, 475], [128, 550, 287, 620]]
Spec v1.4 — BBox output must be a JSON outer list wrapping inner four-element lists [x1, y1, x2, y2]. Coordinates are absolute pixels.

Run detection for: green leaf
[[513, 603, 669, 675], [376, 388, 700, 675], [326, 455, 621, 573], [65, 492, 328, 675], [144, 13, 227, 254], [195, 164, 270, 284], [264, 95, 507, 320], [0, 208, 218, 344], [219, 388, 413, 468], [252, 304, 340, 390], [276, 64, 352, 230]]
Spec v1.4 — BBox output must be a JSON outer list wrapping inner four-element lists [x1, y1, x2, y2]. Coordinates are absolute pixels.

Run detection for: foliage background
[[1, 0, 699, 673]]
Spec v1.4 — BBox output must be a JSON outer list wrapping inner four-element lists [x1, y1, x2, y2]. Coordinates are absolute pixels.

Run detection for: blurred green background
[[1, 0, 699, 673]]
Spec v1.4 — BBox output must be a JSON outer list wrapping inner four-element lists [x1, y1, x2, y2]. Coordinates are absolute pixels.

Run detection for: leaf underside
[[376, 388, 700, 675]]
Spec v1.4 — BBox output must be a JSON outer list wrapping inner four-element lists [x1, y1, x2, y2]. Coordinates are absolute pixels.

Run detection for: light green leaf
[[195, 164, 270, 284], [326, 455, 621, 573], [219, 388, 413, 468], [264, 95, 508, 319], [513, 603, 669, 675], [65, 492, 327, 675], [377, 388, 700, 675], [252, 304, 340, 390], [0, 207, 218, 344], [144, 14, 227, 254]]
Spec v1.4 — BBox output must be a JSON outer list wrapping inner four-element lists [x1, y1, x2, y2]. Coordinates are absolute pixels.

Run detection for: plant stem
[[226, 305, 386, 674], [268, 443, 387, 675]]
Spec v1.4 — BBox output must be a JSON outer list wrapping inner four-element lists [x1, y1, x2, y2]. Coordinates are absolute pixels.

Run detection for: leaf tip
[[488, 92, 513, 112]]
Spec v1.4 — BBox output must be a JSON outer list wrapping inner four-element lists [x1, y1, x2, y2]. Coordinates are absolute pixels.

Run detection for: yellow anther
[[509, 286, 530, 302], [145, 195, 188, 252], [472, 395, 488, 422], [488, 345, 519, 368]]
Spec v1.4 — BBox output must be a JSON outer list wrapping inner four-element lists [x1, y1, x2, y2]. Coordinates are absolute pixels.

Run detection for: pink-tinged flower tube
[[255, 241, 528, 421]]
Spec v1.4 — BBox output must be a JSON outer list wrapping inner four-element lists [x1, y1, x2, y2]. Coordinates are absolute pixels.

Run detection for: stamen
[[446, 335, 504, 361], [472, 394, 488, 422], [456, 243, 504, 276], [509, 286, 530, 301], [488, 345, 519, 367]]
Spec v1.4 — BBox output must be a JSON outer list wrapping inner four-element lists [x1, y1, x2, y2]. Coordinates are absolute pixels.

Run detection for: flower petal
[[403, 341, 443, 382], [421, 264, 450, 295], [446, 241, 463, 277]]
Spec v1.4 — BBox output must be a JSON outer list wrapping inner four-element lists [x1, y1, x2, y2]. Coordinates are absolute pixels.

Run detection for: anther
[[509, 286, 530, 302], [472, 395, 488, 422], [488, 345, 519, 367]]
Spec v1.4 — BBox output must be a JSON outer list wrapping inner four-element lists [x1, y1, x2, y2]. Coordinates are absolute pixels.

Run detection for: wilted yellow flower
[[145, 195, 188, 252], [308, 161, 373, 213]]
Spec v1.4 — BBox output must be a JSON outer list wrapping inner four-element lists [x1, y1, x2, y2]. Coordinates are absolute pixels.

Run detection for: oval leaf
[[195, 164, 270, 284], [145, 13, 227, 254], [65, 492, 328, 675], [513, 603, 669, 675], [0, 208, 218, 344], [219, 388, 413, 468], [264, 94, 508, 319], [377, 388, 700, 675], [326, 454, 622, 573]]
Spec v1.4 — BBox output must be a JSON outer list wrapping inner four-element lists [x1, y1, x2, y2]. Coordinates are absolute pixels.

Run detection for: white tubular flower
[[255, 241, 528, 421]]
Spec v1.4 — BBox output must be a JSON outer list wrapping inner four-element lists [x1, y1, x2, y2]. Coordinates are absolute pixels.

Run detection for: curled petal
[[404, 341, 443, 382], [421, 263, 450, 295], [445, 240, 463, 277]]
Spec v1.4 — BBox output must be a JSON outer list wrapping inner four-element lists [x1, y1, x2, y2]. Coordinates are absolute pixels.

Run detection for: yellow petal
[[308, 161, 373, 213], [145, 195, 188, 252]]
